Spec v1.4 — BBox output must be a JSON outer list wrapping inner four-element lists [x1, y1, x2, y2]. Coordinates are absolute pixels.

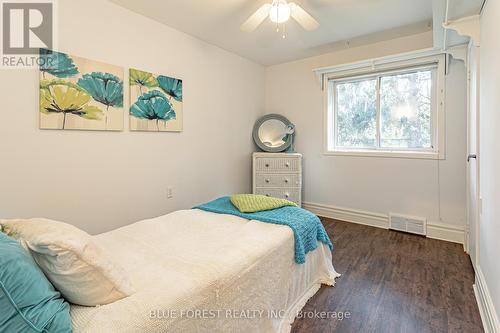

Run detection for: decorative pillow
[[0, 218, 134, 306], [0, 232, 71, 332], [230, 194, 297, 213]]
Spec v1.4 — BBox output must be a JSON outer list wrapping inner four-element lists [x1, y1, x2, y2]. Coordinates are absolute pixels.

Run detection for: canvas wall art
[[129, 68, 183, 132], [39, 49, 124, 131]]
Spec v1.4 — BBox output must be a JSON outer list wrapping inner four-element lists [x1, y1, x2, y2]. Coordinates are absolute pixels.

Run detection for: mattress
[[70, 209, 339, 333]]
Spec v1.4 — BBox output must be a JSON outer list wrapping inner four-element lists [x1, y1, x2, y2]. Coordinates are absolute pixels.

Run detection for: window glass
[[335, 79, 377, 148], [329, 66, 436, 154], [380, 70, 432, 148]]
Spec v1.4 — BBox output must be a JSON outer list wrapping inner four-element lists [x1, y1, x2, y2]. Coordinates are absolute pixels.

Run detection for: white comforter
[[71, 209, 339, 333]]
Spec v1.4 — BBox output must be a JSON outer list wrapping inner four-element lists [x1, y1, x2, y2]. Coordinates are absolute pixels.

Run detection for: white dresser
[[252, 152, 302, 206]]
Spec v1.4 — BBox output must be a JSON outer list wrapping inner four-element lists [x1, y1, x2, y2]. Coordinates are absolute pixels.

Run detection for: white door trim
[[465, 40, 481, 268]]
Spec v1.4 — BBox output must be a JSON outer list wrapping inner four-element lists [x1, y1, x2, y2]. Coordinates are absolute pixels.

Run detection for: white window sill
[[324, 149, 443, 160]]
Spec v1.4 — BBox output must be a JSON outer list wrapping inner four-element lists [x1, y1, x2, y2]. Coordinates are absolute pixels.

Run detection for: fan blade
[[240, 3, 272, 32], [288, 3, 319, 31]]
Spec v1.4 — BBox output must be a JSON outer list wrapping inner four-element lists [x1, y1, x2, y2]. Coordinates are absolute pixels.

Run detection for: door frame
[[465, 40, 481, 269]]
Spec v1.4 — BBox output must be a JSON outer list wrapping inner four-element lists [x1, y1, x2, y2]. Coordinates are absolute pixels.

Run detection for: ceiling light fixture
[[269, 0, 291, 24], [240, 0, 319, 38]]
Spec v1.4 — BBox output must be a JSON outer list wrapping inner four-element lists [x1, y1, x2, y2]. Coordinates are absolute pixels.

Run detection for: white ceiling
[[109, 0, 484, 66]]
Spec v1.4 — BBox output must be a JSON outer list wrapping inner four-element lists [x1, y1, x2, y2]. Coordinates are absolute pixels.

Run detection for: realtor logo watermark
[[149, 309, 352, 321], [1, 0, 56, 68]]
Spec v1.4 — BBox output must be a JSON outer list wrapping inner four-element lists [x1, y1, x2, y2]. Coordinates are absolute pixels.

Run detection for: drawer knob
[[265, 163, 270, 167], [284, 178, 289, 183], [265, 194, 270, 197], [265, 179, 270, 183], [285, 193, 290, 198], [285, 162, 290, 167]]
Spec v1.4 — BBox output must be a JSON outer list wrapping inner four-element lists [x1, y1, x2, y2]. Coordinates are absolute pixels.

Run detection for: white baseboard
[[426, 222, 465, 244], [474, 266, 500, 333], [303, 201, 464, 244], [302, 202, 388, 229]]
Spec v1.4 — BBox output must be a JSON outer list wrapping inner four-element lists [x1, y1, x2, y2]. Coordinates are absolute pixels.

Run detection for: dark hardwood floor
[[292, 218, 484, 333]]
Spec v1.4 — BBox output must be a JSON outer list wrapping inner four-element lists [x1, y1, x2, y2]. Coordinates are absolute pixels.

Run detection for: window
[[325, 56, 444, 159]]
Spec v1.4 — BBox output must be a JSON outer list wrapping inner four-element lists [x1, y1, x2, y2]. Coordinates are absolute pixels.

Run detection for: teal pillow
[[0, 232, 71, 333]]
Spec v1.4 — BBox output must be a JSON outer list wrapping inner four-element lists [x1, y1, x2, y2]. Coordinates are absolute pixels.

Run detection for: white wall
[[479, 0, 500, 321], [265, 32, 468, 230], [0, 0, 264, 234]]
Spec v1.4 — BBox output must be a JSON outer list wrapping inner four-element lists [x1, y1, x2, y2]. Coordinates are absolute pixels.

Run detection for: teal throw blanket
[[194, 196, 333, 264]]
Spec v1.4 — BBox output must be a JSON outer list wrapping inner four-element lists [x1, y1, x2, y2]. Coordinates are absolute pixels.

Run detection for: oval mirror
[[253, 114, 294, 153]]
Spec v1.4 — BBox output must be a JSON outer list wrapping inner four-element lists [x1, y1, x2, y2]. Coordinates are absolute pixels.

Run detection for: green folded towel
[[230, 194, 297, 213]]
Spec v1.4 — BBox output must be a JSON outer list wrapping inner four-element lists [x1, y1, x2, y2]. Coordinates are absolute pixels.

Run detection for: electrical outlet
[[167, 186, 173, 199]]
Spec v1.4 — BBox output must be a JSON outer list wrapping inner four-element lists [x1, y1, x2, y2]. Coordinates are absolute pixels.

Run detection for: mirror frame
[[253, 114, 293, 153]]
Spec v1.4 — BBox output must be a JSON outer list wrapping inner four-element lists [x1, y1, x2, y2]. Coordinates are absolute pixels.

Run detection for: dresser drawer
[[255, 157, 300, 172], [255, 173, 301, 187], [254, 188, 300, 204]]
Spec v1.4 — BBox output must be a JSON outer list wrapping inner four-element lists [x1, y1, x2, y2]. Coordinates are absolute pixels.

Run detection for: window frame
[[324, 55, 446, 160]]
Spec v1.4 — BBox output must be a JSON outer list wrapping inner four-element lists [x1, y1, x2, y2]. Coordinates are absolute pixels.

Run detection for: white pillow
[[0, 218, 134, 306]]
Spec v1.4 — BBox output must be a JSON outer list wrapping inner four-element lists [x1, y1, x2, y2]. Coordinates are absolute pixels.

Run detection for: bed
[[70, 208, 339, 333]]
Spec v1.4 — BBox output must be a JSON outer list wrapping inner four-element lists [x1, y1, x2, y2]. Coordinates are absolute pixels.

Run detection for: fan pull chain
[[276, 2, 280, 32]]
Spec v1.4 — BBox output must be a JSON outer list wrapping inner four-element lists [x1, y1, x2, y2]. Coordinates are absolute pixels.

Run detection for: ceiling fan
[[241, 0, 319, 37]]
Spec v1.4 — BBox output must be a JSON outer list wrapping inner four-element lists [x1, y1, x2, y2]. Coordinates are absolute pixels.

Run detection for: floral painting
[[39, 49, 124, 131], [129, 68, 183, 132]]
